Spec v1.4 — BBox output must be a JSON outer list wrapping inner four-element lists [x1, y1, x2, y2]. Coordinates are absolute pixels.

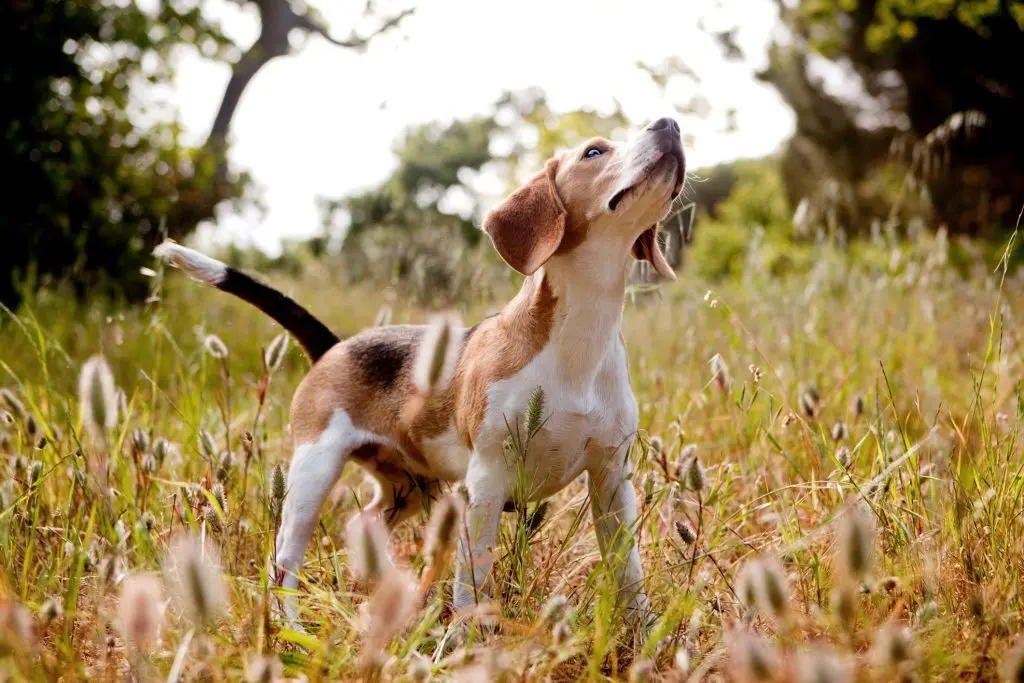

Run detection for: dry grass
[[2, 228, 1024, 681]]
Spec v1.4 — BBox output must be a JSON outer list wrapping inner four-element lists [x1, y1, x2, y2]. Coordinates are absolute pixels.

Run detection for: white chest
[[474, 342, 639, 499]]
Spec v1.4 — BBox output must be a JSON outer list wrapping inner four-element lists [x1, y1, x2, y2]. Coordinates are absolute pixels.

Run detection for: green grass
[[2, 229, 1024, 681]]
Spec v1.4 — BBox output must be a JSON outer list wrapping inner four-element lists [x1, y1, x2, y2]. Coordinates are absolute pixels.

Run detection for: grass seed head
[[758, 557, 790, 619], [749, 364, 763, 383], [837, 504, 876, 582], [799, 391, 817, 419], [408, 652, 431, 682], [212, 483, 228, 519], [78, 354, 118, 439], [710, 353, 731, 393], [629, 658, 654, 682], [675, 646, 691, 674], [346, 512, 394, 582], [153, 437, 170, 466], [203, 334, 229, 359], [29, 459, 43, 486], [677, 443, 697, 475], [39, 597, 63, 626], [0, 600, 34, 654], [831, 421, 848, 442], [1000, 635, 1024, 682], [362, 570, 417, 661], [413, 314, 459, 396], [676, 519, 697, 544], [524, 385, 546, 438], [271, 463, 286, 507], [831, 584, 856, 629], [836, 447, 852, 469], [166, 534, 229, 627], [425, 494, 464, 561], [198, 429, 217, 460], [552, 618, 572, 645], [730, 631, 778, 681], [797, 648, 852, 683], [0, 389, 26, 422], [264, 332, 289, 372], [131, 427, 150, 455], [682, 454, 706, 492], [540, 594, 569, 626], [216, 450, 233, 483], [738, 560, 761, 613], [118, 574, 163, 649], [374, 305, 393, 328], [879, 576, 902, 593], [872, 621, 914, 669], [246, 653, 283, 683], [854, 394, 867, 417]]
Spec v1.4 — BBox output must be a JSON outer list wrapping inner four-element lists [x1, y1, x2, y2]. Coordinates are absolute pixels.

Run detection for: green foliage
[[2, 227, 1023, 679], [708, 158, 791, 235], [1, 0, 246, 310], [689, 220, 750, 281], [756, 0, 1024, 238], [799, 0, 1024, 54]]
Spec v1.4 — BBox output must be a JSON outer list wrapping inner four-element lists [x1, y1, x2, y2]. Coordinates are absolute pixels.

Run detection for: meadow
[[2, 226, 1024, 682]]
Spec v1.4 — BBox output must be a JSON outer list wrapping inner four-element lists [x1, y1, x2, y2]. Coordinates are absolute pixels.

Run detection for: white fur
[[153, 241, 228, 286], [274, 409, 377, 624], [451, 237, 646, 617], [420, 427, 470, 481]]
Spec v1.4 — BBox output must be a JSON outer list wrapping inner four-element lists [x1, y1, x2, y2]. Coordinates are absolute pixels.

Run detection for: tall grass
[[1, 226, 1023, 681]]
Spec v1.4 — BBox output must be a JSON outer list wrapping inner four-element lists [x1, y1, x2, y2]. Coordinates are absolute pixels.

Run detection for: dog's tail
[[153, 240, 340, 363]]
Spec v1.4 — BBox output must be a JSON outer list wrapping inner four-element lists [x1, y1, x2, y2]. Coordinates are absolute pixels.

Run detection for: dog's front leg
[[588, 457, 650, 629], [453, 454, 506, 612]]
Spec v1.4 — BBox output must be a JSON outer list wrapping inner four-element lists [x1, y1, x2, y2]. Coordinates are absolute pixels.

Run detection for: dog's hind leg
[[274, 410, 369, 627]]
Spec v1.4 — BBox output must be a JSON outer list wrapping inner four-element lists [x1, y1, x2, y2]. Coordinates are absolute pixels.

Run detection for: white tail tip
[[153, 240, 228, 286]]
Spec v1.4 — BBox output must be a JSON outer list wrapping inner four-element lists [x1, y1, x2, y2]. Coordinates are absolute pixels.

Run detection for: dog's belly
[[419, 428, 472, 481], [514, 412, 598, 500]]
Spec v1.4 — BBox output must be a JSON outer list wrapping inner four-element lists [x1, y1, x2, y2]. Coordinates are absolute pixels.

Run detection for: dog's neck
[[518, 237, 632, 389]]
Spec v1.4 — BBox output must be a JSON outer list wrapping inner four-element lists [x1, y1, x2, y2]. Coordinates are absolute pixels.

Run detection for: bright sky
[[173, 0, 795, 255]]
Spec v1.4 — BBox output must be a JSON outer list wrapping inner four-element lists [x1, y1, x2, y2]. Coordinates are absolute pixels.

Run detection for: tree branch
[[203, 1, 413, 180], [297, 7, 414, 49]]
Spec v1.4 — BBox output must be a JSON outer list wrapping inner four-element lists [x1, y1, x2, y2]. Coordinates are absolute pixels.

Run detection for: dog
[[154, 116, 685, 631]]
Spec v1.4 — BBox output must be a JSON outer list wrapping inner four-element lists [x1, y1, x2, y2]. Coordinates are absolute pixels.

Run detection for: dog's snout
[[648, 117, 680, 134]]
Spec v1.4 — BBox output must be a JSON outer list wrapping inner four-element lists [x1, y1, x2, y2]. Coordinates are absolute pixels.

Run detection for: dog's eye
[[583, 146, 603, 159]]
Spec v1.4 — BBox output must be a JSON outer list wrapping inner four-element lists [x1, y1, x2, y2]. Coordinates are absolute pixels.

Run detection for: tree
[[206, 0, 412, 179], [760, 0, 1024, 235], [1, 0, 411, 311], [2, 0, 242, 309]]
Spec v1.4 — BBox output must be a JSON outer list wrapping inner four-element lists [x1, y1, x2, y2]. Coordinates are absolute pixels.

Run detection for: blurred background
[[4, 0, 1023, 311]]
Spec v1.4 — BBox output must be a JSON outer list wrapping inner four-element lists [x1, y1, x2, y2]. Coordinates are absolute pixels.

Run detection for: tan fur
[[291, 275, 557, 463], [447, 274, 557, 447]]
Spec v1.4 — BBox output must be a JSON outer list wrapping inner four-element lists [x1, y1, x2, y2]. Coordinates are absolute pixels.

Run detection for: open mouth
[[608, 151, 685, 211]]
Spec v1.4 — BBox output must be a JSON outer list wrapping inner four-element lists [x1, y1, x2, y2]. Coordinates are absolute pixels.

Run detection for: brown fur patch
[[289, 326, 432, 472], [482, 159, 566, 276], [448, 273, 557, 447]]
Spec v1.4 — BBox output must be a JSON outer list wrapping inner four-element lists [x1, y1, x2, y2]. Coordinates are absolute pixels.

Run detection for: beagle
[[154, 116, 685, 629]]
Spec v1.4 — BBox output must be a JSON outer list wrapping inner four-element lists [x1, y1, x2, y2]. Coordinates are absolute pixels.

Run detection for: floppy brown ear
[[632, 226, 676, 280], [483, 159, 566, 276]]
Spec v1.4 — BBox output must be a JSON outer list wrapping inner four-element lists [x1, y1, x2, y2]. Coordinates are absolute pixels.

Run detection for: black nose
[[648, 117, 680, 134]]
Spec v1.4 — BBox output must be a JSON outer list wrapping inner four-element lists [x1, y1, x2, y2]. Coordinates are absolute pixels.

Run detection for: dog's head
[[483, 117, 685, 280]]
